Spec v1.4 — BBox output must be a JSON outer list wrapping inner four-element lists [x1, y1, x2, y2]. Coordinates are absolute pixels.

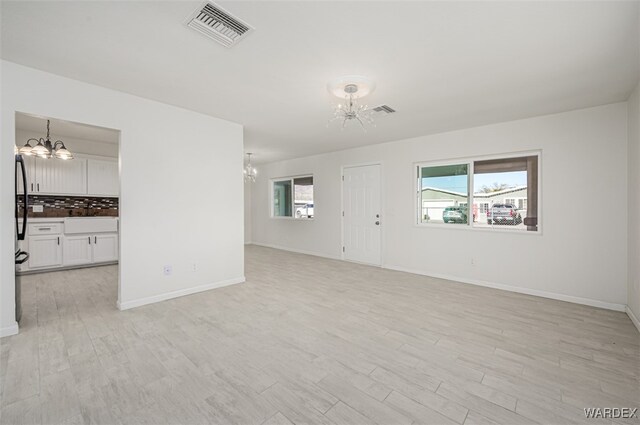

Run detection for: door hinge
[[342, 175, 344, 181], [342, 246, 345, 252], [342, 211, 344, 216]]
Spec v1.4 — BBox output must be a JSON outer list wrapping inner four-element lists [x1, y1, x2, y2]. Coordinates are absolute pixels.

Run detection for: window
[[273, 180, 292, 217], [418, 163, 469, 225], [272, 175, 314, 219], [475, 155, 538, 231], [417, 153, 539, 232]]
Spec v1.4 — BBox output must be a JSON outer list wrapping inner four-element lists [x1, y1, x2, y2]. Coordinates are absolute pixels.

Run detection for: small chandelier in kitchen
[[327, 75, 376, 131], [18, 119, 74, 160], [244, 153, 257, 183]]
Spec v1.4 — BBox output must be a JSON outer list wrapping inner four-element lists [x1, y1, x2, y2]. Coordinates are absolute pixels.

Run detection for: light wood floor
[[1, 245, 638, 425]]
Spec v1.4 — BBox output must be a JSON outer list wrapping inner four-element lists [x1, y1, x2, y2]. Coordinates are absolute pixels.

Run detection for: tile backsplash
[[18, 195, 118, 218]]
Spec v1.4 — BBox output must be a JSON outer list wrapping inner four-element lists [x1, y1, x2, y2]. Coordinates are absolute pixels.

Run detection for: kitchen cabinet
[[64, 233, 117, 266], [18, 219, 119, 272], [63, 235, 93, 266], [18, 155, 117, 196], [21, 156, 87, 195], [18, 155, 37, 195], [37, 157, 87, 194], [87, 159, 118, 196], [93, 234, 119, 263], [28, 234, 62, 269]]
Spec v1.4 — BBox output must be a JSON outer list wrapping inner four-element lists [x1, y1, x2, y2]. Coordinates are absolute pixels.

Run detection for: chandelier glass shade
[[244, 153, 257, 183], [327, 76, 376, 131], [17, 119, 74, 160]]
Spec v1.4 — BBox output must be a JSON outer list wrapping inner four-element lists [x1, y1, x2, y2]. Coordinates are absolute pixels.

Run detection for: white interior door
[[342, 164, 381, 266]]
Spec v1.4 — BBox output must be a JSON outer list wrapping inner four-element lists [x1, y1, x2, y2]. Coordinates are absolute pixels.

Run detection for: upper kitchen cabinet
[[36, 157, 88, 195], [18, 155, 118, 196], [87, 159, 119, 196], [18, 154, 37, 195], [22, 156, 87, 195]]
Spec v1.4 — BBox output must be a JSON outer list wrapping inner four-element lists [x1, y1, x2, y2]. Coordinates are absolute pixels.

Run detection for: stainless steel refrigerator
[[15, 154, 29, 322]]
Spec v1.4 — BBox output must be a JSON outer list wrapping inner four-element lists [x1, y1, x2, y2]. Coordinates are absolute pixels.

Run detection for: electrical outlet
[[32, 205, 43, 213], [191, 263, 197, 272], [471, 258, 476, 266], [163, 265, 173, 276]]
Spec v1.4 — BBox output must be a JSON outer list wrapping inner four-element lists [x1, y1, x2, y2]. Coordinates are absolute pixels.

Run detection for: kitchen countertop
[[20, 217, 119, 223]]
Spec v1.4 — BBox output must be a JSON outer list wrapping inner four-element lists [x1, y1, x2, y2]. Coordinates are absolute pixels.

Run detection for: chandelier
[[327, 75, 376, 131], [18, 119, 74, 160], [243, 153, 257, 183]]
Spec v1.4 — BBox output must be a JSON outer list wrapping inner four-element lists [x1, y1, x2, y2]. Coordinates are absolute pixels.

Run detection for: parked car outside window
[[295, 203, 314, 218], [443, 206, 468, 223], [486, 203, 522, 225]]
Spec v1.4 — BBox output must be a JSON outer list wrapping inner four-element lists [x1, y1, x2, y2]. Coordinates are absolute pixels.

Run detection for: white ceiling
[[2, 1, 638, 163], [15, 112, 120, 144]]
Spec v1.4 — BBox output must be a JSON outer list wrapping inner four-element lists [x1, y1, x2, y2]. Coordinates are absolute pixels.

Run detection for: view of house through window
[[474, 155, 538, 231], [418, 154, 539, 231], [419, 164, 469, 225], [273, 176, 314, 219]]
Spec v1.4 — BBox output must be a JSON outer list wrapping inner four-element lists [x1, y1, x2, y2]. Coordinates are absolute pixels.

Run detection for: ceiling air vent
[[186, 2, 253, 48], [371, 105, 396, 114]]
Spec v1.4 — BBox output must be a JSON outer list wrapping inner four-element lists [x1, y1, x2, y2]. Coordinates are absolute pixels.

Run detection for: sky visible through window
[[422, 171, 527, 194]]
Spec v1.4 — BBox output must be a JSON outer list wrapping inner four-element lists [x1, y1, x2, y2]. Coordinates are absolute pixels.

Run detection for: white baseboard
[[384, 264, 626, 312], [244, 241, 252, 245], [250, 242, 341, 260], [0, 322, 19, 338], [117, 276, 245, 311], [626, 306, 640, 333]]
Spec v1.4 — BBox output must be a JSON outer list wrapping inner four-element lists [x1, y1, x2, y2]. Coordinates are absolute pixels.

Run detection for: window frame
[[416, 161, 471, 227], [414, 150, 542, 234], [270, 174, 315, 220]]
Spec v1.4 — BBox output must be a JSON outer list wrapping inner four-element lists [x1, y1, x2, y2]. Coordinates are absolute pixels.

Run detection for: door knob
[[375, 221, 380, 225]]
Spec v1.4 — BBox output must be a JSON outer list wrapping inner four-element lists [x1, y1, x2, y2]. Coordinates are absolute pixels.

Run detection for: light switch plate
[[32, 205, 43, 213]]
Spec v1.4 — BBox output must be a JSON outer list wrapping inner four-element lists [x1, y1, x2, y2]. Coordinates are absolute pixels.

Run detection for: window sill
[[270, 216, 315, 221], [414, 222, 541, 235]]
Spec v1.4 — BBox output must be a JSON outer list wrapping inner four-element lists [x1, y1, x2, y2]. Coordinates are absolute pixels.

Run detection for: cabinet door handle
[[30, 183, 33, 191], [38, 227, 51, 231], [88, 236, 91, 244], [37, 183, 39, 192], [57, 237, 60, 245], [94, 236, 97, 244]]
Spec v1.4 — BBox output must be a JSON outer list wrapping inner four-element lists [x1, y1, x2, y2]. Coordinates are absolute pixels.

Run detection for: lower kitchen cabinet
[[63, 233, 119, 266], [29, 235, 63, 269], [19, 219, 119, 273], [63, 235, 93, 266], [93, 233, 118, 263]]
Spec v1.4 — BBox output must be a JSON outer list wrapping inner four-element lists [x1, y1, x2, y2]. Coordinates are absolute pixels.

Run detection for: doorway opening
[[14, 112, 121, 330]]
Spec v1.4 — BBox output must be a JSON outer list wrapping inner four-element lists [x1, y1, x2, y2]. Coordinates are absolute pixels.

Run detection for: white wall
[[244, 182, 252, 244], [16, 129, 118, 158], [1, 61, 244, 336], [628, 82, 640, 328], [252, 103, 629, 311]]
